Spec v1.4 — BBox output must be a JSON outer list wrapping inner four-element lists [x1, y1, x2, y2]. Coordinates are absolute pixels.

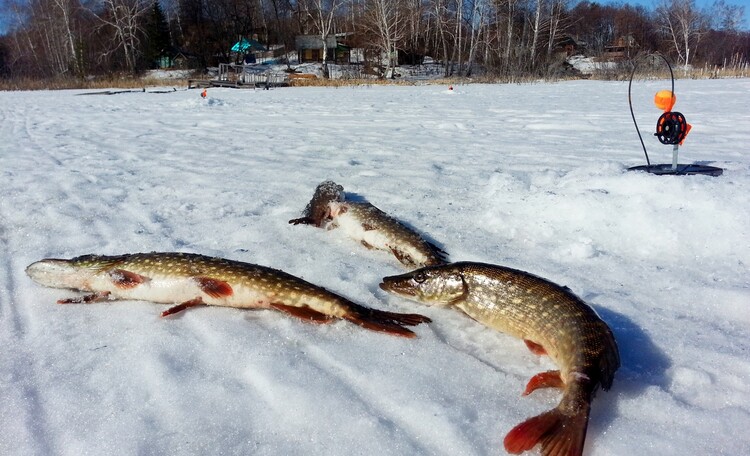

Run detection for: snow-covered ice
[[1, 79, 749, 455]]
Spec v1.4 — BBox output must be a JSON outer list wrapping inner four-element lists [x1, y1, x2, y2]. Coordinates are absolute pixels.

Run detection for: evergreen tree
[[143, 1, 173, 69]]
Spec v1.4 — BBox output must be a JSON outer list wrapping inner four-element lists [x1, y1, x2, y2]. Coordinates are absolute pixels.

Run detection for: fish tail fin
[[342, 303, 431, 338], [504, 404, 590, 456]]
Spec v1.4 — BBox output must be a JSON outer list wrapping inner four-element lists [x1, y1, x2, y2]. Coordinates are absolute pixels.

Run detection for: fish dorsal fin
[[195, 277, 234, 298], [109, 269, 149, 288], [270, 303, 334, 323]]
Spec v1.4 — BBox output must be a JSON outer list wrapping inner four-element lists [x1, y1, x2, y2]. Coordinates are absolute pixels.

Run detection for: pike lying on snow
[[290, 180, 447, 268], [26, 252, 431, 338], [380, 262, 620, 456]]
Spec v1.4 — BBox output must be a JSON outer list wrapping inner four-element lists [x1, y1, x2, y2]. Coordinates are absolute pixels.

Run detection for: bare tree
[[299, 0, 346, 77], [545, 0, 567, 58], [92, 0, 150, 73], [402, 0, 426, 62], [529, 0, 543, 64], [362, 0, 405, 77], [429, 0, 454, 76], [656, 0, 708, 67], [463, 0, 490, 76], [709, 0, 745, 32], [499, 0, 519, 66], [51, 0, 82, 74]]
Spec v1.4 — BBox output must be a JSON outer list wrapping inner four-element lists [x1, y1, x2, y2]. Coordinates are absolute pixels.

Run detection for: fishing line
[[627, 53, 675, 168]]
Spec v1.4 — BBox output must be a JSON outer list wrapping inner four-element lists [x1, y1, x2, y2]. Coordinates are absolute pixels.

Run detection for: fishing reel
[[655, 111, 689, 145], [652, 89, 690, 146], [626, 55, 722, 176]]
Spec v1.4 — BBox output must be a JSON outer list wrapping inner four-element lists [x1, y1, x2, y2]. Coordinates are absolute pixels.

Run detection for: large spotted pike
[[289, 180, 448, 268], [380, 262, 620, 456], [25, 252, 431, 337]]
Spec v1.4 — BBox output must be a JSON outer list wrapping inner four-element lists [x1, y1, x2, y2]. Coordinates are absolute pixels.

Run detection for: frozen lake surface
[[1, 79, 749, 455]]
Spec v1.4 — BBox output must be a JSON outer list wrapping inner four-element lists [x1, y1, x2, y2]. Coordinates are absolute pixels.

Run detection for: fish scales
[[290, 180, 447, 268], [379, 261, 620, 456], [26, 252, 431, 338], [66, 253, 328, 306], [457, 264, 616, 387]]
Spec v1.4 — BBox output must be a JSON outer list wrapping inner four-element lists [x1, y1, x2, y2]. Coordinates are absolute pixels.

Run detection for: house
[[156, 51, 195, 69], [554, 36, 587, 58], [295, 35, 337, 62], [601, 35, 639, 60]]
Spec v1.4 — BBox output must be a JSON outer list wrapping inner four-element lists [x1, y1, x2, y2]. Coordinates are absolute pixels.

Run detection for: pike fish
[[379, 262, 620, 456], [289, 180, 448, 268], [26, 252, 431, 337]]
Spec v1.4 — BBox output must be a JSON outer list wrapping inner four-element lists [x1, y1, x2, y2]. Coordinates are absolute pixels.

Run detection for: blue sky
[[0, 0, 747, 36], [593, 0, 749, 28]]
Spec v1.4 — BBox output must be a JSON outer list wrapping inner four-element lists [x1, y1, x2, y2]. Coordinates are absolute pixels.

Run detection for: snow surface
[[1, 79, 749, 456]]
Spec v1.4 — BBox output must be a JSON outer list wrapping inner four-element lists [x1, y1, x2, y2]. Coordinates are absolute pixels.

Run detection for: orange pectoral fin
[[524, 339, 547, 356], [523, 370, 563, 396], [57, 291, 111, 304], [161, 297, 205, 317], [270, 303, 334, 323], [195, 277, 233, 299], [109, 269, 149, 289]]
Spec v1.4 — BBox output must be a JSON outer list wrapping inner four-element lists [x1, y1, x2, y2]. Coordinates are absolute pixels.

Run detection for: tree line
[[0, 0, 747, 81]]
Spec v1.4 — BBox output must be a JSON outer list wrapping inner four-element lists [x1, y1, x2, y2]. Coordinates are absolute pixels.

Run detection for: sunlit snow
[[1, 79, 749, 455]]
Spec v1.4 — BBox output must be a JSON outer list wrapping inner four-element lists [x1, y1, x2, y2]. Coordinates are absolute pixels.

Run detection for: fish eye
[[413, 272, 426, 283]]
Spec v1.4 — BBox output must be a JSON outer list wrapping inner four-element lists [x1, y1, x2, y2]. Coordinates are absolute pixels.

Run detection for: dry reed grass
[[2, 64, 747, 91], [0, 75, 191, 91]]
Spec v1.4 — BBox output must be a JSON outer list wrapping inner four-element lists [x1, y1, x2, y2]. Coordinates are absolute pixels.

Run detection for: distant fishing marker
[[627, 54, 722, 176]]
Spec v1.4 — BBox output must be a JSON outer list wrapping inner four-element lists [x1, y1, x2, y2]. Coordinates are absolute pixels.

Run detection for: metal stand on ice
[[627, 54, 722, 177]]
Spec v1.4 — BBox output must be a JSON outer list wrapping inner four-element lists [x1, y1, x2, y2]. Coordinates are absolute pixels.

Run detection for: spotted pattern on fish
[[26, 252, 431, 338], [290, 180, 448, 268], [379, 262, 620, 456]]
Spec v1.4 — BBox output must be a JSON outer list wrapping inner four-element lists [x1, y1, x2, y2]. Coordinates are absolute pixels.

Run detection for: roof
[[231, 38, 267, 53], [295, 35, 337, 49]]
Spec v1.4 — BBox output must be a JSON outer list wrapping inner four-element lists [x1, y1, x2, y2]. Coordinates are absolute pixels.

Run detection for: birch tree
[[529, 0, 543, 64], [463, 0, 489, 76], [300, 0, 346, 78], [499, 0, 518, 66], [656, 0, 708, 67], [51, 0, 82, 74], [362, 0, 405, 77], [94, 0, 150, 73], [545, 0, 567, 58], [430, 0, 453, 76]]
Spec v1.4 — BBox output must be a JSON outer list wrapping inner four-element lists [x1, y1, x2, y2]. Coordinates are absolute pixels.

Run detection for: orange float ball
[[654, 90, 676, 111]]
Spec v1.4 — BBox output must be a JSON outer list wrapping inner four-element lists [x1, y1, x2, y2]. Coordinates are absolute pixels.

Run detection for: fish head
[[25, 255, 112, 290], [304, 180, 345, 226], [379, 264, 467, 307]]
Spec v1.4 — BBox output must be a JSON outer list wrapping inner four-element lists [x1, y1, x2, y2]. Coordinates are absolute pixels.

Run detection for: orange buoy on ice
[[654, 90, 675, 112]]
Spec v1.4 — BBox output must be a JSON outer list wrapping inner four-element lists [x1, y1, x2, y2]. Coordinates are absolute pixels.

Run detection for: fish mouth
[[26, 259, 80, 288], [379, 276, 417, 297]]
